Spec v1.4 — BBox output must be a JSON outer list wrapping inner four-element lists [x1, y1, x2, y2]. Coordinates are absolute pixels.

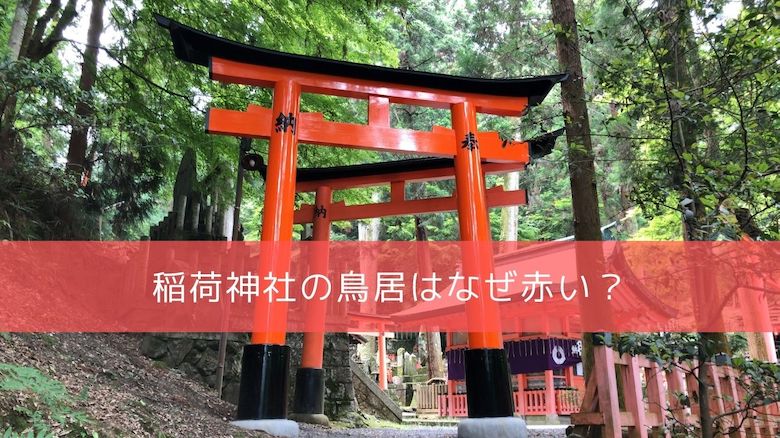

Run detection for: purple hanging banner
[[446, 337, 582, 380]]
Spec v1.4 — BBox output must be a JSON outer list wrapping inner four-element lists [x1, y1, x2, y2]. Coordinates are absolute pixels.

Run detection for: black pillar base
[[292, 367, 325, 415], [236, 344, 291, 420], [464, 348, 514, 418]]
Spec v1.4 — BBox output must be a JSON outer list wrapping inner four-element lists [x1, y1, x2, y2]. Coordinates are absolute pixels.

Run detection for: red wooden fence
[[433, 388, 581, 417], [572, 345, 780, 437]]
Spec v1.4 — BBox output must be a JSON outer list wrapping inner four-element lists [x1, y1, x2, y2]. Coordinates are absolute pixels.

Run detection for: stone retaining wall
[[141, 333, 358, 420], [350, 361, 402, 423], [286, 333, 357, 419], [140, 333, 246, 404]]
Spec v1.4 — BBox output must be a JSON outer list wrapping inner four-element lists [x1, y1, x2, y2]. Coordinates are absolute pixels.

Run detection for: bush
[[0, 364, 96, 437], [0, 150, 96, 240]]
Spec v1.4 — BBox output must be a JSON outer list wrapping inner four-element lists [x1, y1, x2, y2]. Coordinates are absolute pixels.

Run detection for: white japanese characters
[[151, 270, 621, 304]]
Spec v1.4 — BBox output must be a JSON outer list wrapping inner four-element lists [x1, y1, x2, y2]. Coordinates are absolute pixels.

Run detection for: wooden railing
[[523, 390, 548, 415], [556, 388, 581, 414], [572, 345, 780, 438], [432, 387, 581, 417], [415, 383, 447, 414], [438, 393, 469, 417]]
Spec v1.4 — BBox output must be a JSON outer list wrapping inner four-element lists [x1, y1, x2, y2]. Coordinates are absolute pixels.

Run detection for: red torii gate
[[157, 15, 565, 437], [255, 156, 534, 425]]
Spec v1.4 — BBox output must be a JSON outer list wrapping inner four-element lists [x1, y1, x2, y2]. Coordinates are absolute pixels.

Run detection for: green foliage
[[0, 151, 97, 240], [0, 0, 777, 242], [590, 0, 780, 240], [729, 333, 748, 356], [0, 364, 95, 437], [0, 57, 77, 141], [615, 332, 780, 436], [632, 207, 682, 241]]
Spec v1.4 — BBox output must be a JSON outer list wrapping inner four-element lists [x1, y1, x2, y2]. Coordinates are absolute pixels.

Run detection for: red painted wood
[[451, 101, 503, 349], [525, 390, 548, 415], [685, 365, 701, 420], [368, 96, 391, 127], [570, 345, 780, 437], [545, 370, 557, 416], [207, 105, 529, 163], [378, 331, 387, 391], [436, 388, 581, 417], [555, 389, 581, 415], [623, 355, 648, 438], [300, 185, 331, 369], [594, 345, 622, 438], [646, 362, 670, 438], [726, 367, 747, 438], [294, 186, 526, 224], [251, 79, 300, 345], [668, 367, 689, 426]]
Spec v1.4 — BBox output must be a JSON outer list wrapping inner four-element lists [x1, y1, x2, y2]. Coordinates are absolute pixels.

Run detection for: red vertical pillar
[[517, 374, 527, 414], [450, 101, 514, 418], [565, 365, 575, 387], [448, 380, 457, 417], [236, 79, 301, 423], [291, 185, 331, 425], [544, 369, 557, 418], [301, 185, 331, 367]]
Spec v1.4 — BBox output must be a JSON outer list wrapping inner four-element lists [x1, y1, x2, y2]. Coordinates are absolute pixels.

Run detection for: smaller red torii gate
[[157, 14, 565, 438], [290, 158, 526, 224]]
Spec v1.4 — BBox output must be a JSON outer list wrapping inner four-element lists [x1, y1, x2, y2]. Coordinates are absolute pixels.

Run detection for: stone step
[[401, 417, 459, 427]]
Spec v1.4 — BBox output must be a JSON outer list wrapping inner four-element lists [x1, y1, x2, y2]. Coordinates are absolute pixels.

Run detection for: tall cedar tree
[[1, 0, 78, 166], [550, 0, 612, 430], [66, 0, 105, 176], [656, 1, 731, 435]]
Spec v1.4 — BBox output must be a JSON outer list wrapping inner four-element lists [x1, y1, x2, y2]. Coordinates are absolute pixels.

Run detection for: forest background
[[0, 0, 777, 244]]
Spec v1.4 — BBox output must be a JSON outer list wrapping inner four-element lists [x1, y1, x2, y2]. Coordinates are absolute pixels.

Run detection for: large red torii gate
[[157, 14, 565, 437]]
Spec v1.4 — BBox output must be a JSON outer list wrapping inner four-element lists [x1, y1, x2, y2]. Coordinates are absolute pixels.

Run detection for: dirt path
[[300, 424, 567, 437]]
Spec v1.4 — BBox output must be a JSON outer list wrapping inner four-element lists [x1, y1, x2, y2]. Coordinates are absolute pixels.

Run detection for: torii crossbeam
[[157, 14, 566, 438]]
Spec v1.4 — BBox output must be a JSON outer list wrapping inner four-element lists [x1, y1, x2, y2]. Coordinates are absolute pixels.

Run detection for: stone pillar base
[[291, 367, 327, 425], [457, 417, 527, 438], [236, 344, 290, 420], [231, 419, 299, 437], [289, 413, 330, 426]]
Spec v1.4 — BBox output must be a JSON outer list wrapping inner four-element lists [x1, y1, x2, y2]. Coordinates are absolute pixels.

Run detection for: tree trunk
[[358, 191, 382, 316], [698, 346, 714, 438], [66, 0, 105, 177], [655, 3, 729, 436], [8, 0, 32, 58], [551, 0, 603, 380], [500, 171, 520, 251], [25, 0, 79, 62], [550, 2, 607, 434], [415, 217, 444, 380], [657, 0, 731, 337], [0, 0, 35, 166], [231, 139, 251, 241], [551, 0, 602, 244], [19, 0, 41, 56]]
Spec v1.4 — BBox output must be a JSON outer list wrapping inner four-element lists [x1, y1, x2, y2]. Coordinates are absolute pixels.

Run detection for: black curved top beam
[[248, 129, 564, 181], [155, 15, 567, 106]]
